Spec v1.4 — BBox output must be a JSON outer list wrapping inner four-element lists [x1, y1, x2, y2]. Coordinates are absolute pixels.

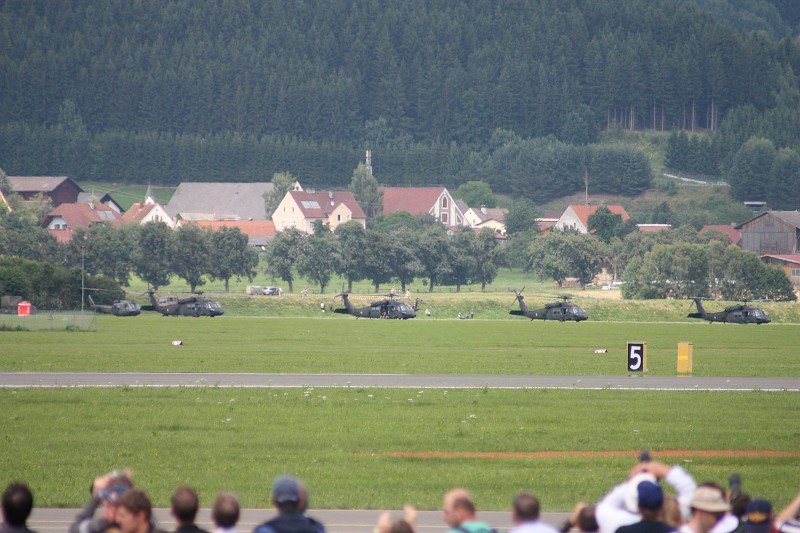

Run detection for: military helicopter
[[146, 290, 224, 317], [687, 297, 770, 324], [333, 292, 419, 319], [87, 295, 141, 317], [510, 289, 588, 321]]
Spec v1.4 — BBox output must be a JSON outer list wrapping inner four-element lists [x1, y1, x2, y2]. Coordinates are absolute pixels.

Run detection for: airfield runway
[[1, 372, 798, 391]]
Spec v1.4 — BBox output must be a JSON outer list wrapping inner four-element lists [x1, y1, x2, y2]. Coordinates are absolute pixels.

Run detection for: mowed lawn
[[0, 387, 797, 511], [1, 316, 799, 511], [2, 315, 799, 376]]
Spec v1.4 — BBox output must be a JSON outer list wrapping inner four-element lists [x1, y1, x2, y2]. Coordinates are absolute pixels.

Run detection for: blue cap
[[744, 500, 772, 533], [272, 476, 300, 504], [99, 485, 129, 505], [637, 481, 664, 510]]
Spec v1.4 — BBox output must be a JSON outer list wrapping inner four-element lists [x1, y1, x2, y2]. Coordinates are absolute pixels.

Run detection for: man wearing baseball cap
[[743, 500, 773, 533], [615, 481, 674, 533], [252, 476, 325, 533], [597, 461, 697, 533], [679, 484, 731, 533]]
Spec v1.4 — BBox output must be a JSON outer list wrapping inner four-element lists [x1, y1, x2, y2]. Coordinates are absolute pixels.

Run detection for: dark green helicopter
[[87, 295, 141, 317], [688, 297, 770, 324], [147, 290, 224, 317], [334, 292, 419, 319], [510, 289, 588, 321]]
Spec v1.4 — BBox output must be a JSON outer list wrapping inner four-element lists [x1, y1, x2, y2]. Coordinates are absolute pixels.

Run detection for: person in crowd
[[170, 486, 208, 533], [252, 475, 325, 533], [775, 489, 800, 533], [441, 488, 495, 533], [375, 506, 417, 533], [614, 481, 674, 533], [678, 485, 730, 533], [742, 500, 773, 533], [115, 490, 161, 533], [661, 497, 683, 530], [211, 493, 240, 533], [597, 461, 697, 533], [70, 470, 133, 533], [1, 482, 36, 533], [509, 492, 558, 533]]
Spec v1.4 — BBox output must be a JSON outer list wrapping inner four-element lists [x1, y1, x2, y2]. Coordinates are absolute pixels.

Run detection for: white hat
[[624, 472, 658, 513]]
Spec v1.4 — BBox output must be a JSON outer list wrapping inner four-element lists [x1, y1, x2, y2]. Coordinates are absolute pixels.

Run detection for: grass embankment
[[1, 387, 797, 510]]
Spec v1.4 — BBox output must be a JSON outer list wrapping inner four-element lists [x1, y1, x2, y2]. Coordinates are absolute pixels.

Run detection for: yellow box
[[677, 342, 693, 374]]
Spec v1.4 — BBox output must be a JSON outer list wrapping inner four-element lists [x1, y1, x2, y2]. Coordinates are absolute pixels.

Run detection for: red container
[[17, 301, 31, 316]]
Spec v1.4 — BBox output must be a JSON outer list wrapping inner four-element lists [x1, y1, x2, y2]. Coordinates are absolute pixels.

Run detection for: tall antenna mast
[[365, 150, 373, 177]]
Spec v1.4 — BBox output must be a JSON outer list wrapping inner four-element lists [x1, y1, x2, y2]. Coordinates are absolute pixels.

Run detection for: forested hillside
[[1, 0, 800, 205]]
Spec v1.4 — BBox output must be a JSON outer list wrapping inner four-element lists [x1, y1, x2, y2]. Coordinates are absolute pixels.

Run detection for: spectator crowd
[[3, 460, 800, 533]]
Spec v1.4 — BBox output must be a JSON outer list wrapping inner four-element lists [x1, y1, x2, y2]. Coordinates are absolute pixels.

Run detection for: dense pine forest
[[2, 0, 800, 205]]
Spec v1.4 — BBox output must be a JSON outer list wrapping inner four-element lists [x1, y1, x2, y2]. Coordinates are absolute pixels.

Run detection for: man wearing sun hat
[[678, 484, 731, 533], [597, 460, 697, 533]]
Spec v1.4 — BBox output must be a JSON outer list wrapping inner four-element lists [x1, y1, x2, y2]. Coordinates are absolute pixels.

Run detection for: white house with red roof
[[42, 203, 122, 243], [382, 186, 468, 227], [554, 204, 630, 233], [122, 201, 176, 228], [271, 188, 366, 233]]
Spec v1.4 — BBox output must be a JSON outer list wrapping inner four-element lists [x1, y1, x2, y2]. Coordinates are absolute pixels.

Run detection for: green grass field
[[2, 313, 800, 512], [1, 387, 797, 510]]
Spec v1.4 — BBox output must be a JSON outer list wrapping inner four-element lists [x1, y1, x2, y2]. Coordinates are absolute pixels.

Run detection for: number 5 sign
[[627, 342, 647, 373]]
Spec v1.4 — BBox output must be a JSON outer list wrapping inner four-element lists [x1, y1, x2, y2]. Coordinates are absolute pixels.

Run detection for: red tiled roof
[[289, 190, 366, 219], [49, 228, 74, 244], [699, 224, 741, 244], [568, 204, 630, 226], [122, 203, 157, 223], [43, 203, 122, 230], [180, 219, 276, 238], [383, 187, 445, 216], [760, 253, 800, 266]]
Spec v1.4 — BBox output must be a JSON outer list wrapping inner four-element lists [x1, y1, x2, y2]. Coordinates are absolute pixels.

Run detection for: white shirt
[[596, 466, 697, 533], [510, 520, 561, 533]]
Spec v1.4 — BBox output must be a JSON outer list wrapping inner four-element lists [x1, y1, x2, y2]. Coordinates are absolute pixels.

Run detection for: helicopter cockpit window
[[398, 304, 413, 312]]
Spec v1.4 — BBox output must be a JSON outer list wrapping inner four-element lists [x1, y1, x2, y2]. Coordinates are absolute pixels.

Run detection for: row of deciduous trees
[[518, 225, 795, 301], [263, 220, 505, 294]]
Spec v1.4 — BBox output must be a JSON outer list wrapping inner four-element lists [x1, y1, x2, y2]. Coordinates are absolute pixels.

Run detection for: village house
[[178, 219, 276, 248], [736, 211, 800, 255], [554, 204, 630, 233], [166, 182, 275, 221], [42, 202, 122, 243], [382, 186, 468, 227], [699, 224, 742, 245], [271, 188, 366, 233], [7, 176, 82, 206], [463, 205, 509, 235], [77, 191, 124, 214]]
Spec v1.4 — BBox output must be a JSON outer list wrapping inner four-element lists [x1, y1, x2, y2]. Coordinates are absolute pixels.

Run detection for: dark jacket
[[253, 514, 325, 533]]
